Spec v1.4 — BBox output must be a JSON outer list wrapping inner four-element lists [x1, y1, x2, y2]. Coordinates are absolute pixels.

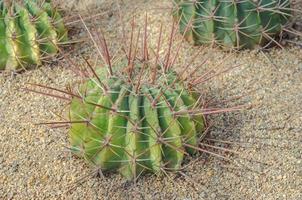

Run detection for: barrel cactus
[[28, 19, 244, 180], [173, 0, 293, 49], [63, 18, 212, 179], [0, 0, 68, 71], [69, 65, 206, 180]]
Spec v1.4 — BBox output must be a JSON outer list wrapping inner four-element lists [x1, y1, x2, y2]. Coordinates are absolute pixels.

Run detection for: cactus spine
[[173, 0, 293, 49], [0, 0, 67, 71]]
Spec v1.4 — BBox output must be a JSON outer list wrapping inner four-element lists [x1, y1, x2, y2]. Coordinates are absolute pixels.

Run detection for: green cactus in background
[[173, 0, 293, 49], [0, 0, 67, 71]]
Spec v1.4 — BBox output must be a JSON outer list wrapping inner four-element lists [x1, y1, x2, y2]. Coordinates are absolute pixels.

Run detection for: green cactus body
[[173, 0, 291, 49], [0, 4, 8, 70], [42, 2, 68, 42], [69, 70, 206, 180], [15, 4, 41, 67], [5, 13, 20, 70], [0, 0, 67, 71]]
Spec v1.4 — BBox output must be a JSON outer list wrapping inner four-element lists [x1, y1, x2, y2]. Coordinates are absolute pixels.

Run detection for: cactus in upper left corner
[[0, 0, 68, 71]]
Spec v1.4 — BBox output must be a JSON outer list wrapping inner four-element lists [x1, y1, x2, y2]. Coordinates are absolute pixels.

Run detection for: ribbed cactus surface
[[69, 68, 205, 180], [0, 0, 67, 71], [173, 0, 292, 49]]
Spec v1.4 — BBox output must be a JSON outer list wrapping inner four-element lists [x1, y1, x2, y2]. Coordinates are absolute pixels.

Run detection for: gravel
[[0, 0, 301, 199]]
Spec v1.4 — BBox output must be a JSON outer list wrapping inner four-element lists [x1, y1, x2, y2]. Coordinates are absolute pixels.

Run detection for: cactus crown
[[0, 0, 67, 71], [173, 0, 298, 49]]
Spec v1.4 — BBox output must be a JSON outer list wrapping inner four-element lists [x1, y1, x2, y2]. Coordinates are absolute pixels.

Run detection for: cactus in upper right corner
[[0, 0, 68, 71], [173, 0, 293, 49]]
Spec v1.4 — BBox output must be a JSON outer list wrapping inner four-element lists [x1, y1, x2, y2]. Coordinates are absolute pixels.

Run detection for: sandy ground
[[1, 0, 302, 199]]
